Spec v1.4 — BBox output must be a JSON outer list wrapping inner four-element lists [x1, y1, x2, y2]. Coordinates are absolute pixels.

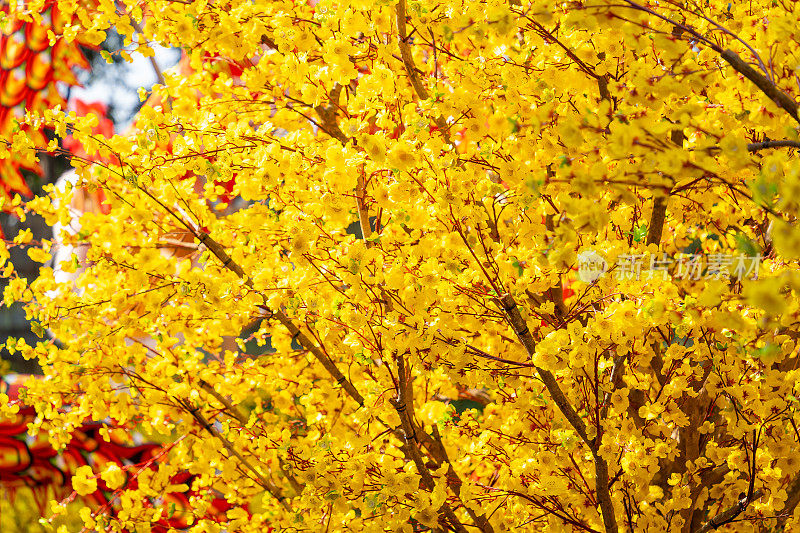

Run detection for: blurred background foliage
[[0, 31, 178, 373], [0, 487, 85, 532]]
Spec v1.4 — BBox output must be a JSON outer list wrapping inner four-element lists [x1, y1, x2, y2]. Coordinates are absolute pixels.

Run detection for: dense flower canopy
[[2, 0, 800, 532]]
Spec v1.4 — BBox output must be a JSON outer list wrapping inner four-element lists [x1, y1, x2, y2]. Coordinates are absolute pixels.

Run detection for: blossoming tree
[[3, 0, 800, 531]]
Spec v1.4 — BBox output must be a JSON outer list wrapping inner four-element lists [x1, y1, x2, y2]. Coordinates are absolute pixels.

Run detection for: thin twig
[[129, 18, 167, 86], [167, 221, 365, 406]]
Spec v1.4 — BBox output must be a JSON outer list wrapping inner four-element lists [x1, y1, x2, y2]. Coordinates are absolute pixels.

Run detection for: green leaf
[[754, 343, 779, 359], [632, 224, 648, 242], [365, 493, 382, 510], [31, 322, 45, 338], [683, 237, 702, 254], [123, 168, 138, 186], [511, 258, 524, 276], [526, 175, 543, 196], [507, 117, 519, 133], [442, 26, 454, 42], [735, 233, 759, 257], [749, 174, 778, 208]]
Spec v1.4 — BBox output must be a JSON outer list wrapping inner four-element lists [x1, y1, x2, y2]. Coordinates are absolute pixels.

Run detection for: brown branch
[[388, 351, 493, 532], [747, 139, 800, 152], [597, 75, 610, 102], [598, 353, 627, 423], [721, 49, 799, 124], [311, 85, 375, 250], [181, 399, 290, 511], [128, 168, 489, 524], [198, 380, 247, 424], [542, 214, 569, 322], [685, 465, 731, 531], [356, 166, 372, 245], [522, 13, 611, 102], [497, 294, 588, 443], [395, 0, 430, 100], [429, 425, 496, 533], [314, 83, 349, 144], [200, 226, 489, 524], [194, 231, 365, 406], [260, 34, 277, 49], [775, 475, 800, 530], [615, 4, 799, 124], [134, 159, 489, 528], [646, 128, 681, 246], [496, 293, 618, 533], [390, 355, 469, 533], [273, 309, 365, 404], [199, 380, 304, 494], [390, 343, 494, 531], [392, 352, 493, 532], [129, 18, 166, 87], [395, 0, 451, 142], [592, 455, 617, 533], [693, 489, 764, 533], [646, 196, 668, 246]]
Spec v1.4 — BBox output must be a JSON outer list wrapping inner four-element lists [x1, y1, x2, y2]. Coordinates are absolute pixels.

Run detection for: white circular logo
[[577, 250, 608, 283]]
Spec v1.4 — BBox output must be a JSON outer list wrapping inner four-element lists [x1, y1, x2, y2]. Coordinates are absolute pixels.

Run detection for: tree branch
[[693, 489, 764, 533], [180, 398, 291, 511], [775, 474, 800, 530], [135, 161, 487, 527], [390, 355, 470, 533], [747, 139, 800, 152], [497, 294, 588, 440], [395, 0, 451, 141], [721, 49, 799, 124], [193, 231, 366, 406], [199, 380, 304, 494], [615, 3, 799, 125], [314, 83, 349, 144], [311, 85, 375, 250], [646, 195, 668, 247], [497, 293, 618, 533], [356, 166, 372, 244], [646, 128, 682, 246], [395, 0, 430, 101], [130, 18, 166, 87], [598, 353, 627, 423]]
